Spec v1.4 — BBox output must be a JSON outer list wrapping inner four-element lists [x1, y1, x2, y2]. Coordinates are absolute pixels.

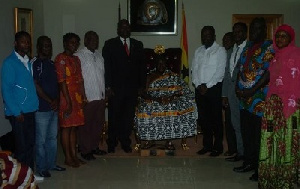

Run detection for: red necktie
[[124, 39, 129, 56]]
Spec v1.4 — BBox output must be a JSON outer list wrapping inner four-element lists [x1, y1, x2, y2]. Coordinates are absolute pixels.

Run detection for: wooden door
[[232, 14, 283, 40]]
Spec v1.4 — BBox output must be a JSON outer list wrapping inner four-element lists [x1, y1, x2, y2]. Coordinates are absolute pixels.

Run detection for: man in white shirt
[[192, 26, 226, 157], [75, 31, 107, 161], [222, 23, 248, 162]]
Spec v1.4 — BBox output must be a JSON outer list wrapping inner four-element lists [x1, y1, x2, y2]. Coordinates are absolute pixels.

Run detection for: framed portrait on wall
[[128, 0, 178, 35], [14, 8, 33, 55], [14, 8, 33, 35]]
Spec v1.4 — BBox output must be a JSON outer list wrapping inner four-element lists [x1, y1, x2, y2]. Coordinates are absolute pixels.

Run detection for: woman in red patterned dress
[[55, 33, 87, 168]]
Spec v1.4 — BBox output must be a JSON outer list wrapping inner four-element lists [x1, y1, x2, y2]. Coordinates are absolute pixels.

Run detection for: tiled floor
[[38, 155, 257, 189]]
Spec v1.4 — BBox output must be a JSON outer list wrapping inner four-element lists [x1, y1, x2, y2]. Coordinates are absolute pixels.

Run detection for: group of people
[[0, 21, 127, 188], [191, 17, 299, 188], [0, 16, 299, 188]]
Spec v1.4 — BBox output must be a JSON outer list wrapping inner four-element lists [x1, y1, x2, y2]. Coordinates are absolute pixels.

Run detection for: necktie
[[124, 39, 129, 56]]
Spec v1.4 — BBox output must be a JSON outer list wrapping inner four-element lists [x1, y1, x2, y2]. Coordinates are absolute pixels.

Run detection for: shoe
[[122, 146, 132, 153], [107, 147, 115, 153], [196, 148, 212, 155], [92, 148, 107, 156], [51, 165, 66, 171], [38, 171, 51, 177], [224, 151, 236, 156], [165, 141, 175, 150], [209, 150, 223, 157], [233, 164, 254, 173], [142, 141, 156, 149], [34, 174, 44, 182], [225, 155, 244, 162], [249, 173, 258, 181], [81, 153, 96, 161]]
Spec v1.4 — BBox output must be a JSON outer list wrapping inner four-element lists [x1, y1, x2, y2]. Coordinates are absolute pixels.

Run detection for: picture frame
[[14, 8, 33, 55], [128, 0, 178, 35]]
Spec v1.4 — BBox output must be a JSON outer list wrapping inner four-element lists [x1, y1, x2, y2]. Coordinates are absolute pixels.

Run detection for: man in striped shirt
[[75, 31, 107, 161]]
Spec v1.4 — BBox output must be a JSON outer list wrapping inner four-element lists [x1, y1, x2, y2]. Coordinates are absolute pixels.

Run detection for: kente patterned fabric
[[237, 40, 275, 117], [0, 153, 38, 188], [135, 70, 197, 140]]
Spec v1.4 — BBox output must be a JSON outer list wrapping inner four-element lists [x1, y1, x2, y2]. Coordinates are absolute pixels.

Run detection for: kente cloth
[[54, 53, 85, 127], [259, 24, 300, 189], [258, 95, 300, 189], [135, 70, 198, 140], [0, 153, 38, 189], [237, 40, 275, 117]]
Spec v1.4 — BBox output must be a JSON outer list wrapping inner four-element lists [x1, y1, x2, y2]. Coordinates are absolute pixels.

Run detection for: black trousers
[[107, 92, 138, 149], [9, 112, 36, 170], [240, 109, 261, 170], [196, 82, 223, 152]]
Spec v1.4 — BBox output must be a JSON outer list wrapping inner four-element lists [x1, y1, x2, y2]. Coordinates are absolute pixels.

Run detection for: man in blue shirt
[[1, 31, 38, 170], [32, 36, 65, 177]]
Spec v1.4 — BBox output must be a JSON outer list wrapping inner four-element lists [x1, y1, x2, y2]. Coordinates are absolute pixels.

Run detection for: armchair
[[134, 47, 197, 153]]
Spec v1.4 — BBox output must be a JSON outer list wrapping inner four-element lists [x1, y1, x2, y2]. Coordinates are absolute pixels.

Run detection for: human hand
[[222, 97, 229, 108], [50, 99, 58, 111], [199, 84, 207, 95], [64, 103, 72, 119], [106, 88, 114, 98], [82, 96, 88, 107], [15, 114, 24, 122], [241, 88, 255, 99], [297, 98, 300, 109]]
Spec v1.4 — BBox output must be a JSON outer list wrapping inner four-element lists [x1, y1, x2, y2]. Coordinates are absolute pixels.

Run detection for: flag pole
[[118, 2, 121, 21], [180, 1, 189, 83]]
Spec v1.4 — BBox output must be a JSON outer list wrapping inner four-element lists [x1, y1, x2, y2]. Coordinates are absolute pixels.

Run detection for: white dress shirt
[[229, 40, 247, 77], [15, 51, 31, 73], [191, 41, 227, 88], [120, 37, 130, 49], [75, 47, 105, 101]]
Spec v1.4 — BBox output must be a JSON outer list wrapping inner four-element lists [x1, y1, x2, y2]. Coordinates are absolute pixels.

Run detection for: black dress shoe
[[122, 146, 132, 153], [51, 165, 66, 171], [225, 155, 244, 162], [92, 148, 107, 156], [81, 153, 96, 161], [249, 173, 258, 181], [224, 151, 236, 156], [233, 164, 254, 173], [196, 148, 212, 155], [107, 147, 115, 153], [39, 171, 51, 177], [209, 150, 222, 157]]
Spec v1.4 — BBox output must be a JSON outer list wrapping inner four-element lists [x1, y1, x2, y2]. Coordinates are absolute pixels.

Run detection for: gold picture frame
[[128, 0, 178, 36], [14, 8, 33, 55]]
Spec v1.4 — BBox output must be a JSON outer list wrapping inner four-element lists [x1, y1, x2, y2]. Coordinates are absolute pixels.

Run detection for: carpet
[[98, 133, 229, 158]]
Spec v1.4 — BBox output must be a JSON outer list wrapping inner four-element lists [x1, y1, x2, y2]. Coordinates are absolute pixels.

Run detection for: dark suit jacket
[[102, 37, 146, 95]]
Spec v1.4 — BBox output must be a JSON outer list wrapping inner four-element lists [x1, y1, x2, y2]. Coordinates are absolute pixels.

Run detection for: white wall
[[0, 0, 300, 135], [42, 0, 300, 57], [0, 0, 44, 136]]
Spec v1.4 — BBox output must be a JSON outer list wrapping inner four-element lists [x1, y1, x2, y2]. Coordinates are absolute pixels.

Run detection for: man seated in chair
[[135, 45, 197, 150]]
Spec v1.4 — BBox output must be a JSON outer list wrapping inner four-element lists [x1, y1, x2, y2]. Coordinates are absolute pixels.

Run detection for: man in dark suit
[[102, 19, 146, 153]]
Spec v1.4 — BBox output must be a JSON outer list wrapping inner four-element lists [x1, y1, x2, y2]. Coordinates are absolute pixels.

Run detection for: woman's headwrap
[[273, 24, 295, 50]]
